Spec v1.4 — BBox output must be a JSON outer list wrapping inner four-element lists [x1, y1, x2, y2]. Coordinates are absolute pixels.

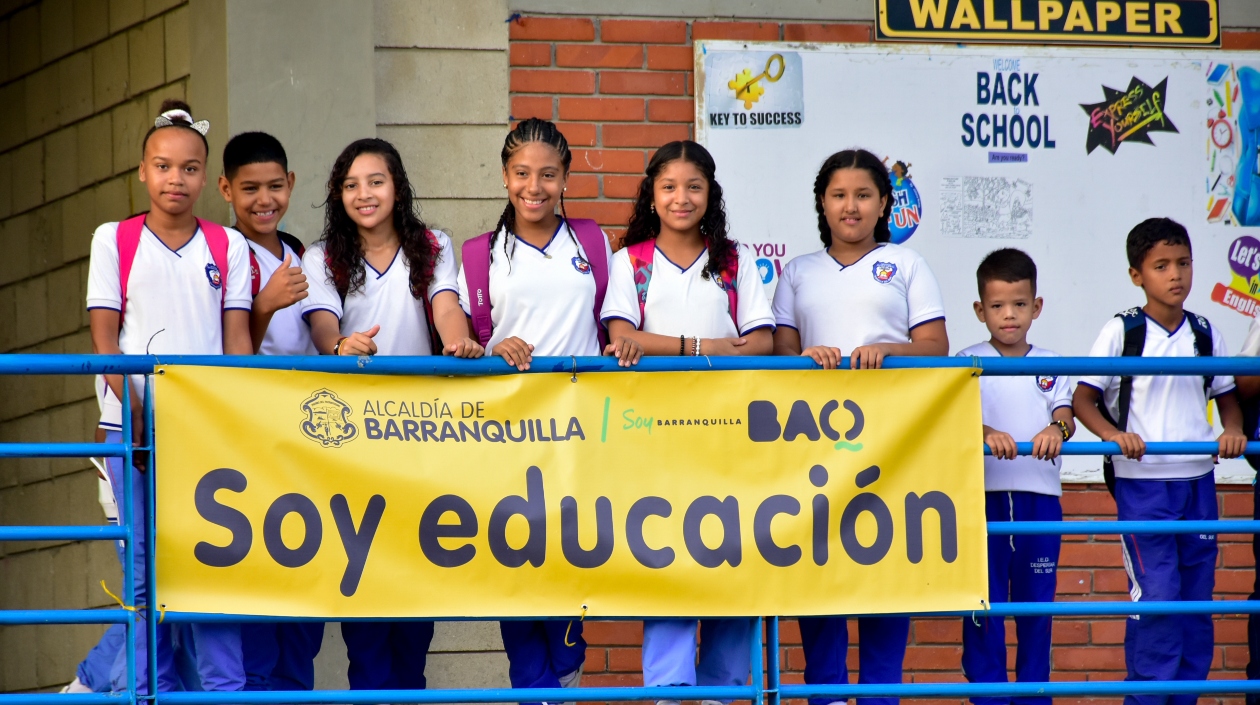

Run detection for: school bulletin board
[[696, 42, 1260, 482]]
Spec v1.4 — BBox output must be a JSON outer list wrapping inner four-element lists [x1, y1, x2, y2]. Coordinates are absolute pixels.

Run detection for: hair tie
[[154, 109, 210, 136]]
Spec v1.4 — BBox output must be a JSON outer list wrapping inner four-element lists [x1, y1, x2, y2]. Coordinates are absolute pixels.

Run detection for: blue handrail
[[0, 526, 128, 540], [0, 442, 127, 458], [0, 610, 133, 625], [6, 353, 1260, 375], [4, 440, 1254, 458], [5, 353, 1260, 703]]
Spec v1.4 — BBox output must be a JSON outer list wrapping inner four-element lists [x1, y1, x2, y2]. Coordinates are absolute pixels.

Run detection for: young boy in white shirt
[[218, 131, 313, 355], [218, 131, 323, 691], [957, 249, 1075, 705], [1074, 217, 1247, 704]]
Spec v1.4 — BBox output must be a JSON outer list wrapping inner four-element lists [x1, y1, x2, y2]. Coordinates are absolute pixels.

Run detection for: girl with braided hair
[[457, 118, 615, 700]]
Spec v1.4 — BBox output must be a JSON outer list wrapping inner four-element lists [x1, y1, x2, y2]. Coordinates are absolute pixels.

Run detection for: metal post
[[144, 374, 158, 701], [751, 616, 764, 705], [767, 617, 781, 705], [121, 374, 137, 705]]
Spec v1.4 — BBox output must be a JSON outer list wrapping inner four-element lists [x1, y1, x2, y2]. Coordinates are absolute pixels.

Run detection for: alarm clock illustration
[[1212, 118, 1234, 149]]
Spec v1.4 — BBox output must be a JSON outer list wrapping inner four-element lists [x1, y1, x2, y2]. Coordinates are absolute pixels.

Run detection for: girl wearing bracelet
[[601, 141, 773, 368], [599, 141, 773, 703]]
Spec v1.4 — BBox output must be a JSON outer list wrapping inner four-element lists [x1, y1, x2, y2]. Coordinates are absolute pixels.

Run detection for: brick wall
[[508, 13, 1260, 701], [0, 0, 190, 692]]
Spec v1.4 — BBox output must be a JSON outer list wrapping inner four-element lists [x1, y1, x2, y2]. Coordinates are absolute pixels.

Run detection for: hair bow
[[154, 109, 210, 136]]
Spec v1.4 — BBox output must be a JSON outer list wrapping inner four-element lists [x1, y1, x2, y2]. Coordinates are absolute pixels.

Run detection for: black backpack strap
[[278, 231, 306, 258], [1183, 310, 1214, 396], [1100, 308, 1146, 496], [1115, 309, 1147, 432]]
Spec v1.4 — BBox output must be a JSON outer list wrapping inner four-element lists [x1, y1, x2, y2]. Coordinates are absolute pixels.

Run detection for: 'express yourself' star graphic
[[1080, 77, 1178, 155]]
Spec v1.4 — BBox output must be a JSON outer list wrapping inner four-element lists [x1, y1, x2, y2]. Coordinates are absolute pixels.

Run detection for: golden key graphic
[[728, 54, 786, 109]]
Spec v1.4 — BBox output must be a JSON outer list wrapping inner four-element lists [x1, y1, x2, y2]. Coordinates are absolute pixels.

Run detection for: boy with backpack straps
[[1073, 218, 1247, 704]]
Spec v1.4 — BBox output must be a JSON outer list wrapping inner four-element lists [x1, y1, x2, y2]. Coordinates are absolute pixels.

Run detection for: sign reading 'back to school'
[[877, 0, 1219, 46]]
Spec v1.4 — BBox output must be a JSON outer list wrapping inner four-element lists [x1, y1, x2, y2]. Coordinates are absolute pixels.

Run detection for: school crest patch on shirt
[[872, 261, 897, 283], [205, 263, 222, 290], [571, 256, 592, 274], [1037, 375, 1057, 392]]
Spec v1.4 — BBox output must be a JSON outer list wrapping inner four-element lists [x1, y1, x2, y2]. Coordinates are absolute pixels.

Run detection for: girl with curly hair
[[302, 138, 482, 360], [456, 117, 614, 700], [299, 138, 481, 690]]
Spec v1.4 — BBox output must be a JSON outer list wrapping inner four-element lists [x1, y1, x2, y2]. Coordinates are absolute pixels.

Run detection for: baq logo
[[572, 256, 592, 275], [1037, 376, 1057, 392], [299, 389, 358, 448], [205, 263, 222, 290], [872, 261, 897, 283], [887, 160, 922, 244]]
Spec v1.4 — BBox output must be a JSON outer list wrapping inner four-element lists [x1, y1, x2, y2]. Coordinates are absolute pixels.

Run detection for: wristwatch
[[1051, 419, 1071, 441]]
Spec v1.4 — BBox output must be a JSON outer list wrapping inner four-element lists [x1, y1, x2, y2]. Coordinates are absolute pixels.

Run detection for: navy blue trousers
[[242, 622, 326, 691], [799, 615, 909, 705], [341, 622, 434, 690], [1115, 474, 1217, 705], [961, 491, 1060, 705], [500, 620, 586, 705]]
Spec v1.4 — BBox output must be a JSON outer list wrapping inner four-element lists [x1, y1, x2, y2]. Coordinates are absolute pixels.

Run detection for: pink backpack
[[461, 218, 609, 349], [116, 214, 231, 328], [625, 238, 739, 330]]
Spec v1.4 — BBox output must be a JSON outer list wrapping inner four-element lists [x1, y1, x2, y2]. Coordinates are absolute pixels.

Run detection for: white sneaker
[[60, 678, 91, 694], [656, 701, 682, 705], [700, 701, 724, 705]]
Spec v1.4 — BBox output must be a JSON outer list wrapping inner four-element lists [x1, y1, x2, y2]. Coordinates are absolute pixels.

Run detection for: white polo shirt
[[1078, 312, 1235, 480], [958, 342, 1072, 496], [86, 221, 252, 429], [772, 244, 945, 351], [250, 240, 316, 356], [458, 223, 613, 356], [1241, 316, 1260, 356], [600, 244, 774, 338], [301, 231, 459, 356]]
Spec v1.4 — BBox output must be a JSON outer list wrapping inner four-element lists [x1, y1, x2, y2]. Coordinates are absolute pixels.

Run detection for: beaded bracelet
[[679, 335, 686, 356]]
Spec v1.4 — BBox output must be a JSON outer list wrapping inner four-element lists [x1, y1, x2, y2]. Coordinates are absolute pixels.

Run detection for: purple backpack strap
[[565, 218, 610, 349], [461, 231, 495, 347]]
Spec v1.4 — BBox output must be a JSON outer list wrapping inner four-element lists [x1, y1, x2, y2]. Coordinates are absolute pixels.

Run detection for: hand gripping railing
[[5, 354, 1260, 704]]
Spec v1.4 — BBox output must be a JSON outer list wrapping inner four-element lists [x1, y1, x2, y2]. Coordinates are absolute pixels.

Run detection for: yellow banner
[[154, 366, 986, 618]]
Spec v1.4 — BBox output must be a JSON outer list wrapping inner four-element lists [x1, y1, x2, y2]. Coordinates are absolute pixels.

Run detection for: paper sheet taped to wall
[[939, 176, 1034, 239]]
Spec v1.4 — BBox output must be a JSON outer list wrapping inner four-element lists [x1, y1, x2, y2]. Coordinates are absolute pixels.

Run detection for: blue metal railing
[[5, 354, 1260, 703]]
